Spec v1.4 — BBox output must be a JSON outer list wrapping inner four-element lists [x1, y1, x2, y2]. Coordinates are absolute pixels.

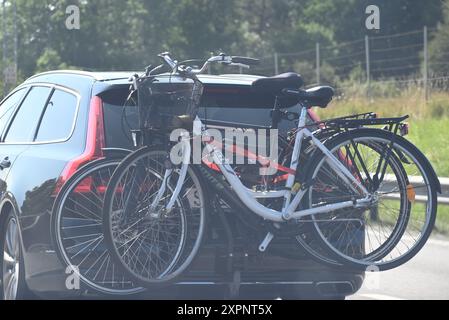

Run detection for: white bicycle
[[102, 53, 439, 288]]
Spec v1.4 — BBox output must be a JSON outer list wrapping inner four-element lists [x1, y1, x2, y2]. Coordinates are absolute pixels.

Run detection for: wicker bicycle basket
[[137, 75, 204, 135]]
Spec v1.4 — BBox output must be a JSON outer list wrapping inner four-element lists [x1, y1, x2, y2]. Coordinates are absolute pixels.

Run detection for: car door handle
[[0, 157, 11, 170]]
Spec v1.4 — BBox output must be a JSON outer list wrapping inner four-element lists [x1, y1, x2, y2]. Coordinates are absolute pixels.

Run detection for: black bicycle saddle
[[252, 72, 304, 95]]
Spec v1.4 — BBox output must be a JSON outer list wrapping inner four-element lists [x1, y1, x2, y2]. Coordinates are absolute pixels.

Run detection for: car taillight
[[53, 96, 106, 196], [74, 176, 94, 193]]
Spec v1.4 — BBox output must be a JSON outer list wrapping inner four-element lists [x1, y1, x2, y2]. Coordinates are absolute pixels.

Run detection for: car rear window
[[101, 88, 139, 149], [100, 85, 311, 149], [198, 86, 300, 133]]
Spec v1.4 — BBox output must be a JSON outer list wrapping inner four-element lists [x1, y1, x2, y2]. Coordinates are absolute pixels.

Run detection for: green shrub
[[429, 95, 449, 118]]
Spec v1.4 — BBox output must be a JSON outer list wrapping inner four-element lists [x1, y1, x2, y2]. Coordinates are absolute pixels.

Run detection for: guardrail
[[381, 175, 449, 205]]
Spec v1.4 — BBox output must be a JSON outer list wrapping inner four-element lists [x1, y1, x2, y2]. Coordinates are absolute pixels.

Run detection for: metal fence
[[247, 27, 449, 99]]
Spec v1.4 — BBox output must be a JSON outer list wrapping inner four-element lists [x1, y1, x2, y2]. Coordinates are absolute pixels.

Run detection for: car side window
[[0, 88, 27, 139], [35, 89, 78, 142], [4, 86, 52, 143]]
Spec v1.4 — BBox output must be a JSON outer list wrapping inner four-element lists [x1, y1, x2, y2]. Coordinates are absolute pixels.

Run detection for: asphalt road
[[348, 235, 449, 300]]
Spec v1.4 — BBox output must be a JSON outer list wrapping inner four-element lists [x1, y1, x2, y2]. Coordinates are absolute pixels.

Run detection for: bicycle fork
[[151, 135, 191, 214]]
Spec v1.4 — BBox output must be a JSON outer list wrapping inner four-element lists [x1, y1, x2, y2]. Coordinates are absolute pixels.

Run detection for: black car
[[0, 70, 364, 300]]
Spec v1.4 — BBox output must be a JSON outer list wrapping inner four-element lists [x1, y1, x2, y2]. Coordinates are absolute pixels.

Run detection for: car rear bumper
[[25, 248, 364, 299]]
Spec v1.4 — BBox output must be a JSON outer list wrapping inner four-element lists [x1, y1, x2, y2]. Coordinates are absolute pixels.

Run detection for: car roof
[[26, 70, 136, 82], [26, 70, 265, 86]]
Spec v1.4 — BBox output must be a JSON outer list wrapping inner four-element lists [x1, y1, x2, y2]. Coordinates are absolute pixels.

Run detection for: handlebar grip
[[231, 56, 260, 66]]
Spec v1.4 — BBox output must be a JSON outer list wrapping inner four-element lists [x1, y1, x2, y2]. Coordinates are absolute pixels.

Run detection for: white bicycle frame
[[160, 102, 372, 223]]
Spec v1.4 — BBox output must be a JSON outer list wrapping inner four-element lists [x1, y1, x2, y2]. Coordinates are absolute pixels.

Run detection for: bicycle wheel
[[294, 138, 409, 268], [103, 147, 206, 287], [51, 158, 145, 295], [303, 128, 438, 271]]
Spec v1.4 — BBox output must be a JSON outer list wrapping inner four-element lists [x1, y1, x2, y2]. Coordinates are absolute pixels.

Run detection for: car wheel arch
[[0, 198, 26, 263], [0, 199, 33, 300]]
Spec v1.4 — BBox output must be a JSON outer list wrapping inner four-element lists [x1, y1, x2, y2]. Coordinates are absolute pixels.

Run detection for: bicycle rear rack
[[322, 113, 410, 136]]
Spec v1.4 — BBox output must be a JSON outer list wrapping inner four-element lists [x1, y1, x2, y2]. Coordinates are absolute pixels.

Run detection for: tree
[[0, 0, 447, 88], [429, 0, 449, 76], [35, 48, 68, 72]]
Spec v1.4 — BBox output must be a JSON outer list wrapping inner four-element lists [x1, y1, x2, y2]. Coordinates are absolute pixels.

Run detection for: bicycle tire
[[102, 147, 206, 288], [51, 158, 145, 295], [303, 128, 438, 271]]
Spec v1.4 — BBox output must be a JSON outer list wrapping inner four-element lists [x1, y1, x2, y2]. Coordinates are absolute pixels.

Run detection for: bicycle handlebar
[[157, 52, 260, 77]]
